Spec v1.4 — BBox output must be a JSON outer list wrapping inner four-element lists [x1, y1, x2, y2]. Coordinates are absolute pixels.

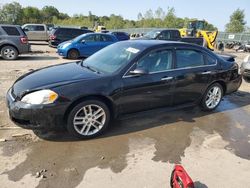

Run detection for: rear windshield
[[2, 26, 20, 36]]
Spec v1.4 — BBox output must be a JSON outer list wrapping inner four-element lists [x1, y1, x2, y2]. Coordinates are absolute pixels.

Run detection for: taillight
[[20, 36, 28, 44], [50, 35, 56, 40]]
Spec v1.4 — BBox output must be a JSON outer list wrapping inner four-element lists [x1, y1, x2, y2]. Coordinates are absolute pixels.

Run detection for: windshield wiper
[[82, 64, 101, 74]]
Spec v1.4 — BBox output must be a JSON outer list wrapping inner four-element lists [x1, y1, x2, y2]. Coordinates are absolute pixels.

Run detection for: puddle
[[0, 91, 250, 187]]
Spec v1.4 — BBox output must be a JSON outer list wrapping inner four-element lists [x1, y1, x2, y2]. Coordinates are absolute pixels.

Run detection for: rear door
[[0, 27, 6, 46], [1, 26, 21, 47], [99, 34, 114, 48], [172, 48, 216, 105]]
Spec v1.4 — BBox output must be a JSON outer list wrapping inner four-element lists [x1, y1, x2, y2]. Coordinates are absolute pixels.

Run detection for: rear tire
[[1, 46, 18, 60], [67, 100, 110, 139], [67, 49, 79, 59], [200, 83, 223, 111]]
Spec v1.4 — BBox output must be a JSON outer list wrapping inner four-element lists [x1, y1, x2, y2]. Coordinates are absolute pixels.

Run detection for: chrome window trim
[[123, 60, 218, 78]]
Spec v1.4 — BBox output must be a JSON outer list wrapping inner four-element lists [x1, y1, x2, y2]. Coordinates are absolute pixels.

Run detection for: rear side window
[[35, 26, 45, 31], [161, 31, 171, 40], [172, 31, 180, 39], [101, 35, 113, 42], [2, 26, 20, 36], [176, 49, 205, 68], [206, 54, 217, 65]]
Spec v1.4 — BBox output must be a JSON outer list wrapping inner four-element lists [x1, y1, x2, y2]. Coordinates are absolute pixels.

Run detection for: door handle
[[161, 76, 173, 81], [201, 71, 212, 75]]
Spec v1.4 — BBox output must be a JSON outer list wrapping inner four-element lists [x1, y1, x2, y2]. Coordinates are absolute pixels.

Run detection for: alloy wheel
[[73, 104, 106, 136], [205, 86, 222, 109]]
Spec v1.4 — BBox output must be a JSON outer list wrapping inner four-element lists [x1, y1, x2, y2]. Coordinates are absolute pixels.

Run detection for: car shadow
[[194, 181, 208, 188], [34, 90, 250, 143], [17, 56, 59, 61], [29, 42, 49, 45]]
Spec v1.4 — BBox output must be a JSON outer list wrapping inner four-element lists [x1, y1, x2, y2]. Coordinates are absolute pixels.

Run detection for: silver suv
[[0, 25, 30, 60]]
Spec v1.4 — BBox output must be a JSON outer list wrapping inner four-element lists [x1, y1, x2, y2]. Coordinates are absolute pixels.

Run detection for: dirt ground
[[0, 43, 250, 188]]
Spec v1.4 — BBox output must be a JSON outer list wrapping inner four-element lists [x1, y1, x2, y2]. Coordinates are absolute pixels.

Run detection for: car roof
[[85, 33, 115, 36], [151, 28, 179, 32], [117, 39, 207, 50], [123, 39, 182, 46], [22, 23, 45, 26], [0, 24, 21, 27]]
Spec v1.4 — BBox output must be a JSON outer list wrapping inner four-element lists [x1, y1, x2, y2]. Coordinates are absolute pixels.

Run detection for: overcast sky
[[1, 0, 249, 31]]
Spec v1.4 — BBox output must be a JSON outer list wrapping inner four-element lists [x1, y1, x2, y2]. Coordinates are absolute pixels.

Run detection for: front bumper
[[6, 89, 67, 130], [57, 48, 67, 57]]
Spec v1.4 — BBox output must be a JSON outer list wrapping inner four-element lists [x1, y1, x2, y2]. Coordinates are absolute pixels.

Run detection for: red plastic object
[[170, 165, 194, 188]]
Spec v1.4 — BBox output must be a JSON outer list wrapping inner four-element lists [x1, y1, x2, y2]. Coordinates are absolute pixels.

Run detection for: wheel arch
[[209, 80, 227, 95], [0, 43, 19, 54], [67, 48, 80, 57], [63, 95, 116, 123]]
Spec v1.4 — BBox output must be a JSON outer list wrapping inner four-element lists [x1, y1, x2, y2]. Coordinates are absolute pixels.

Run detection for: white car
[[240, 55, 250, 82]]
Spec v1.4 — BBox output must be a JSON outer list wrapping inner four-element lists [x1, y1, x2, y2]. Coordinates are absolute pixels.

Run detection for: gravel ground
[[0, 43, 250, 188]]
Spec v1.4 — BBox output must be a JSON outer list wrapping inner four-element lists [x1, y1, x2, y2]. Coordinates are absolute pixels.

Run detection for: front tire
[[1, 46, 18, 60], [67, 49, 79, 59], [200, 83, 223, 111], [67, 100, 110, 139]]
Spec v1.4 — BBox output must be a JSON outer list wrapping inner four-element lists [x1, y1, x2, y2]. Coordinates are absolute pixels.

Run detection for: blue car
[[57, 33, 118, 59]]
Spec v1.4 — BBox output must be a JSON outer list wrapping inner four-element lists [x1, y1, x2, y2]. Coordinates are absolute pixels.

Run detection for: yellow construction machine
[[179, 20, 218, 50]]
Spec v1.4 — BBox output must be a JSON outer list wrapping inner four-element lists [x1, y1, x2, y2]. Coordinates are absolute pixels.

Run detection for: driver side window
[[137, 49, 173, 73], [84, 35, 96, 42]]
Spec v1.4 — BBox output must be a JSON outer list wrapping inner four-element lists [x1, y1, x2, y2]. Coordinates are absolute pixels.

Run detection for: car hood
[[12, 61, 99, 98], [57, 40, 73, 48]]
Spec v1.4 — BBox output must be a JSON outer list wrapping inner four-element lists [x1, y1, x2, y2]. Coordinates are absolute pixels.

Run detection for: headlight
[[21, 89, 58, 104], [62, 43, 71, 49]]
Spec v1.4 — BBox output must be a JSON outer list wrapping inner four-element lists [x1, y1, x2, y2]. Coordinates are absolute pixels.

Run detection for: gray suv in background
[[0, 25, 30, 60]]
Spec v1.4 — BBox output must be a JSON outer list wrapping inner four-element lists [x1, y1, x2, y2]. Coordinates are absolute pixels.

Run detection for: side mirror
[[129, 68, 148, 76], [81, 40, 85, 43], [23, 28, 29, 32]]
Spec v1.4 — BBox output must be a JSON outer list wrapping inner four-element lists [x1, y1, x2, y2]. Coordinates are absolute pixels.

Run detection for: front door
[[119, 48, 175, 114]]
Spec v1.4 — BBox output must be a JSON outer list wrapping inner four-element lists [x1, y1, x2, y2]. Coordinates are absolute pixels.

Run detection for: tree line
[[0, 2, 248, 32]]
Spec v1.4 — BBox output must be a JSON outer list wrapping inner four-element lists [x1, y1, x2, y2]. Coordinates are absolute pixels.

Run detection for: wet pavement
[[0, 46, 250, 187]]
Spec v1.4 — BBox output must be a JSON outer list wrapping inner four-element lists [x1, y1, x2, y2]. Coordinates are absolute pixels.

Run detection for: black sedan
[[6, 40, 242, 139]]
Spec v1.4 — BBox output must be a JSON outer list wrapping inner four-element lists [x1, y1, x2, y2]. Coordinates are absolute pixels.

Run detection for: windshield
[[82, 42, 142, 74], [188, 21, 205, 30], [144, 30, 161, 39]]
